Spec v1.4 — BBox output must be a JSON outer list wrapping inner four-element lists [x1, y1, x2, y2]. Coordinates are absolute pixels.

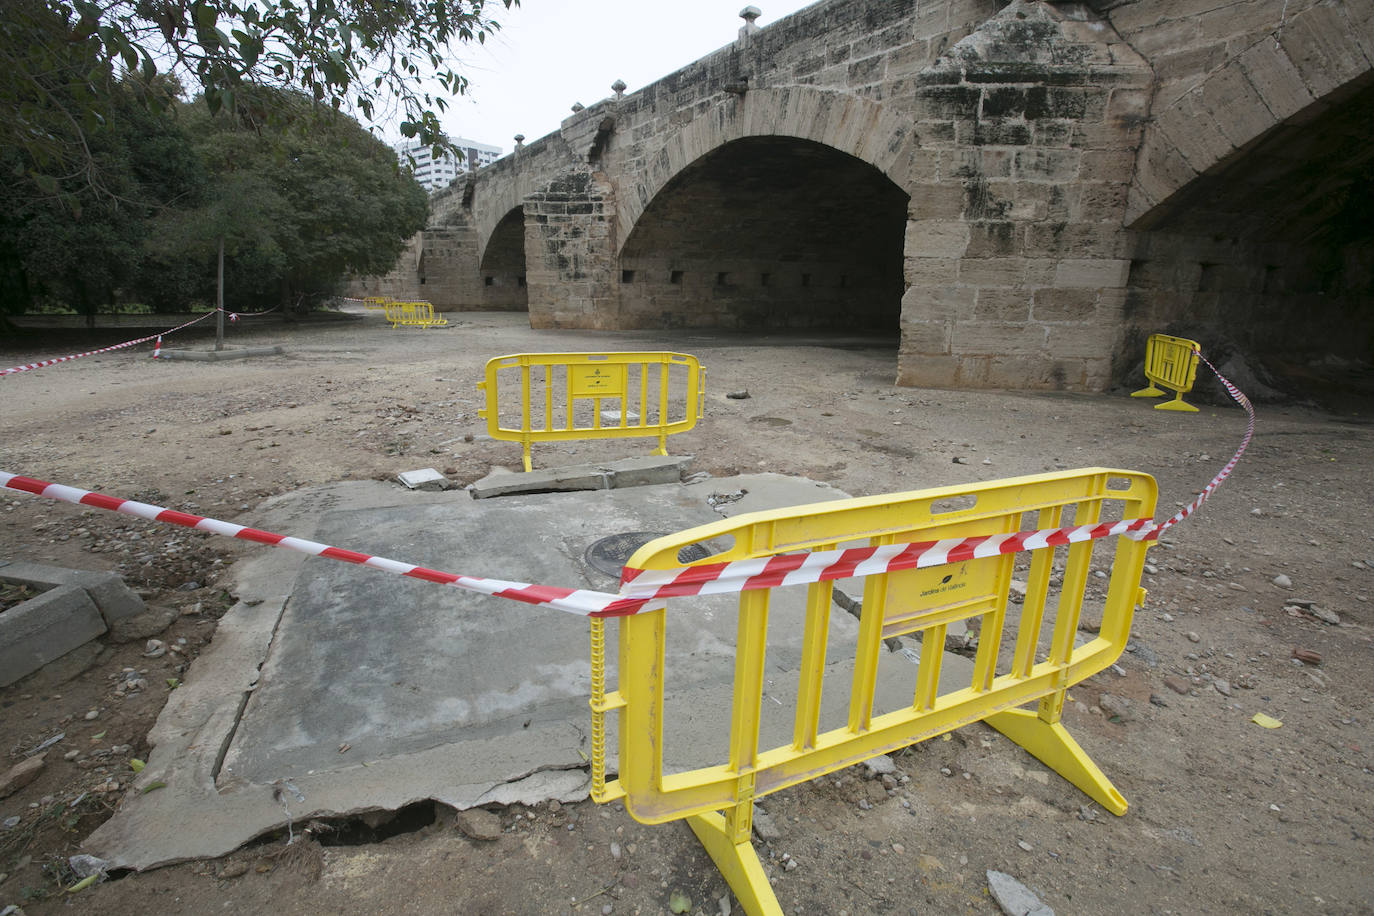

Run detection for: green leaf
[[668, 890, 692, 914], [130, 758, 146, 773], [141, 781, 167, 794]]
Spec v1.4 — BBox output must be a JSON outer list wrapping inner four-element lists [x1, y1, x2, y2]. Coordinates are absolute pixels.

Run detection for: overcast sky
[[409, 1, 820, 155]]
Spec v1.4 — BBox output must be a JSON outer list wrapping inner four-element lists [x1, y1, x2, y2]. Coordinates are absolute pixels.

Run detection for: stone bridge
[[358, 0, 1374, 391]]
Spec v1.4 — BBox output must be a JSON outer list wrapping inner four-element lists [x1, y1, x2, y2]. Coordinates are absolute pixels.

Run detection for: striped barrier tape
[[1, 312, 215, 377], [0, 349, 1254, 617]]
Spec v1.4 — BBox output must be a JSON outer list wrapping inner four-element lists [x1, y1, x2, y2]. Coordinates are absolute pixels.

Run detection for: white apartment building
[[395, 137, 503, 193]]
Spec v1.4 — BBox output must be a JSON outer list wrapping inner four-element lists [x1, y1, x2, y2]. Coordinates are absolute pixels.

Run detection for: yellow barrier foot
[[686, 813, 783, 916], [1129, 386, 1164, 398], [984, 708, 1128, 815], [1155, 396, 1198, 412]]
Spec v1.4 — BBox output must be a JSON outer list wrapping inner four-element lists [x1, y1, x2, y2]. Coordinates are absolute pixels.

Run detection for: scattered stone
[[751, 805, 781, 841], [1185, 631, 1201, 643], [142, 639, 166, 658], [1272, 574, 1292, 589], [863, 754, 897, 778], [1291, 648, 1322, 666], [725, 390, 750, 400], [609, 841, 622, 860], [453, 807, 502, 841], [1163, 676, 1191, 695], [1149, 694, 1169, 707], [1016, 840, 1034, 852], [1310, 607, 1340, 625], [952, 456, 970, 465], [718, 896, 731, 916], [987, 870, 1054, 916], [1098, 693, 1133, 722], [1213, 679, 1233, 698], [219, 860, 248, 879], [891, 842, 905, 854], [2, 816, 20, 830], [109, 604, 179, 642], [0, 755, 47, 799], [84, 709, 100, 721]]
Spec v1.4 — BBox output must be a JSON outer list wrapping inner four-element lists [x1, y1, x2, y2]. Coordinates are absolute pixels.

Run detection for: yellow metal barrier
[[1131, 333, 1200, 411], [363, 296, 391, 310], [589, 468, 1156, 915], [384, 300, 448, 329], [478, 352, 704, 471]]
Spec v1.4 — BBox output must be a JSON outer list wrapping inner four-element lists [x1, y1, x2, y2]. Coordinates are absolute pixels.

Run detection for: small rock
[[1272, 574, 1292, 588], [219, 860, 248, 879], [1016, 840, 1033, 852], [718, 895, 732, 916], [453, 807, 502, 841], [610, 841, 622, 860], [891, 842, 905, 854], [863, 754, 897, 778], [1149, 694, 1169, 707], [1185, 631, 1201, 643], [952, 456, 969, 465], [143, 639, 166, 658], [987, 870, 1054, 916], [1310, 607, 1340, 625], [1098, 693, 1133, 722], [68, 854, 109, 879], [1213, 679, 1233, 697], [1291, 648, 1322, 666], [751, 805, 782, 841], [84, 709, 100, 721], [1163, 676, 1190, 695], [725, 390, 750, 400], [3, 816, 21, 829], [0, 755, 46, 799]]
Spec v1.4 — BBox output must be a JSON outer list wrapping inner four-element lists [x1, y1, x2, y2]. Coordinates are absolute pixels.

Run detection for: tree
[[2, 0, 517, 195], [170, 88, 430, 313]]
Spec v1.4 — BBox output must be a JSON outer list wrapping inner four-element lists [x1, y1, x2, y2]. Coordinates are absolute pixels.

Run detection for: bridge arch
[[477, 206, 529, 311], [615, 87, 915, 249]]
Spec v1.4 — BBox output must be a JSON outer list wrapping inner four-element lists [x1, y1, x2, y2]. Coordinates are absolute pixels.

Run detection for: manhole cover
[[584, 531, 712, 580]]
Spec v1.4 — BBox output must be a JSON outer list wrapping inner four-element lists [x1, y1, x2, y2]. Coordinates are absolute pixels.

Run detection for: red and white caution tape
[[0, 472, 649, 618], [0, 351, 1254, 618], [1, 313, 215, 377]]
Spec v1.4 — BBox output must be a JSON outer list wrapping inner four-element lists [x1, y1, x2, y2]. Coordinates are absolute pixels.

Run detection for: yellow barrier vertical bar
[[565, 363, 576, 432], [913, 621, 946, 712], [1010, 507, 1061, 679], [639, 362, 649, 428], [792, 569, 834, 752], [519, 362, 534, 472], [618, 607, 666, 803], [847, 567, 889, 733], [728, 589, 770, 774], [543, 364, 553, 434], [1047, 498, 1103, 666], [971, 551, 1017, 692], [656, 357, 670, 456]]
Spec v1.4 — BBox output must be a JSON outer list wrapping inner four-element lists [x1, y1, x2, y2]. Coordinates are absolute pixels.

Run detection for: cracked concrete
[[87, 472, 962, 870]]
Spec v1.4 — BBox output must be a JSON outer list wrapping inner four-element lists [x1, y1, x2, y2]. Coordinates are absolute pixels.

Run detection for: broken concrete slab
[[80, 474, 971, 871], [468, 454, 692, 498]]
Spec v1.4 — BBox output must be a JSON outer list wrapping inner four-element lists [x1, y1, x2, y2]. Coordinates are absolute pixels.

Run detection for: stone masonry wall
[[897, 1, 1150, 390]]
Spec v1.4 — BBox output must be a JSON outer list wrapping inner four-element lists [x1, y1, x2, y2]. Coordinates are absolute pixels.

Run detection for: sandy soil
[[0, 307, 1370, 915]]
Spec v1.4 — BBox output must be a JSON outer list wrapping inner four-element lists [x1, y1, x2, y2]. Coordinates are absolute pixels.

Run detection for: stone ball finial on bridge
[[571, 102, 585, 113], [514, 134, 525, 149], [611, 79, 627, 100]]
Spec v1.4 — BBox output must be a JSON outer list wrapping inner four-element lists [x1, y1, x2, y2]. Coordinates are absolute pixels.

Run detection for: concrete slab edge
[[155, 346, 284, 361]]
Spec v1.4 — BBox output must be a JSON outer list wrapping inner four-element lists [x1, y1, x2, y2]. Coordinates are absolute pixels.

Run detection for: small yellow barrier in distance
[[589, 468, 1156, 916], [362, 296, 391, 310], [478, 352, 704, 471], [1131, 333, 1200, 411], [384, 300, 448, 329]]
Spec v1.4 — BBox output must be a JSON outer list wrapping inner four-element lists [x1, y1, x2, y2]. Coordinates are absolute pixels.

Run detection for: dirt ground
[[0, 307, 1370, 915]]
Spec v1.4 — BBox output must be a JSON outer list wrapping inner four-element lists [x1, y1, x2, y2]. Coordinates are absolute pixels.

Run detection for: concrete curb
[[469, 455, 693, 498], [0, 563, 148, 687], [155, 345, 284, 361]]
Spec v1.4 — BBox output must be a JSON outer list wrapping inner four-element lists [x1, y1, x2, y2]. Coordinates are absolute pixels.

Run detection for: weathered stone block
[[974, 288, 1033, 321], [1201, 65, 1278, 149], [951, 321, 1047, 357], [904, 220, 971, 258], [1033, 288, 1100, 322], [965, 221, 1022, 257], [1236, 36, 1315, 122], [1280, 5, 1370, 97], [1054, 259, 1131, 289], [959, 257, 1026, 287], [895, 355, 963, 388], [1013, 148, 1081, 181], [901, 285, 976, 321], [1047, 324, 1124, 360], [897, 319, 952, 355], [904, 257, 960, 285]]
